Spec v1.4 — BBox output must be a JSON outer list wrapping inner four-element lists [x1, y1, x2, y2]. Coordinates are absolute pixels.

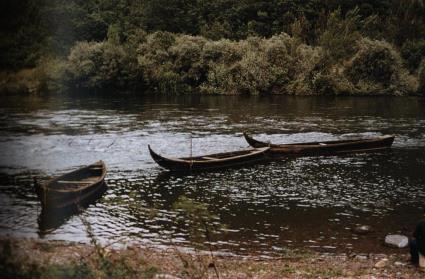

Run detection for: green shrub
[[312, 73, 336, 95], [287, 44, 325, 95], [201, 33, 324, 95], [169, 35, 208, 86], [137, 32, 185, 92], [47, 29, 417, 95], [35, 57, 68, 92], [345, 38, 410, 95], [401, 40, 425, 72], [418, 58, 425, 94], [203, 37, 274, 95], [67, 41, 138, 90], [202, 39, 242, 64], [199, 21, 234, 40]]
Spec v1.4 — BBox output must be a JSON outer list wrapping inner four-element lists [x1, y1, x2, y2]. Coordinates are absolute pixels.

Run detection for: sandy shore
[[1, 237, 423, 278]]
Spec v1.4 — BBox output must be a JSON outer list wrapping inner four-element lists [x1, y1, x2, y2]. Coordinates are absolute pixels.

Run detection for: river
[[1, 94, 424, 256]]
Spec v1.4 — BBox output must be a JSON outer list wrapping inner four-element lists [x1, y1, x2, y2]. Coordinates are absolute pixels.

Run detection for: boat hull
[[35, 161, 107, 210], [243, 133, 394, 157], [35, 180, 106, 210], [149, 145, 270, 172]]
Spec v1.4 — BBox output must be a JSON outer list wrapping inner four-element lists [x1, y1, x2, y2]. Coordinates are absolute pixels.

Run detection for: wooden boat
[[34, 161, 107, 210], [148, 145, 270, 172], [243, 132, 394, 156]]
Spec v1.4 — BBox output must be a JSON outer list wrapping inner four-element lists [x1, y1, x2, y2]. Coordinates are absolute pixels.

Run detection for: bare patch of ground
[[0, 237, 423, 278]]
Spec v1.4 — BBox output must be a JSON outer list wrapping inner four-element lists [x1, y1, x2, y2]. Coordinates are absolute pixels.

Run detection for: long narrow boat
[[34, 161, 107, 210], [243, 132, 394, 156], [148, 145, 270, 172]]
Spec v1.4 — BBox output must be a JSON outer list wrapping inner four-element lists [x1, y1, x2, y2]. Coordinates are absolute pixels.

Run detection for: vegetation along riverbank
[[1, 1, 425, 96], [1, 237, 423, 279]]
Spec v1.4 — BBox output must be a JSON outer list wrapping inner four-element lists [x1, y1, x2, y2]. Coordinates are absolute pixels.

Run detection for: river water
[[0, 94, 424, 256]]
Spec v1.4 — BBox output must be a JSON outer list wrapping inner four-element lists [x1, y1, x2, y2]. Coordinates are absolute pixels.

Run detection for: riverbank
[[0, 237, 422, 278], [0, 70, 42, 95]]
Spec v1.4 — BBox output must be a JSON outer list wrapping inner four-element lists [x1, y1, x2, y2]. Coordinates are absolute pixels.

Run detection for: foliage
[[137, 32, 207, 93], [67, 40, 140, 90], [318, 8, 363, 63], [401, 40, 425, 72], [347, 39, 400, 84], [43, 0, 109, 56], [345, 38, 410, 95], [35, 56, 68, 92], [418, 58, 425, 95], [3, 0, 425, 95], [200, 34, 324, 95], [0, 0, 48, 69]]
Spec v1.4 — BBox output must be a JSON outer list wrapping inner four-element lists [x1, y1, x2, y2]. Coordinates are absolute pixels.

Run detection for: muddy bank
[[0, 237, 422, 278]]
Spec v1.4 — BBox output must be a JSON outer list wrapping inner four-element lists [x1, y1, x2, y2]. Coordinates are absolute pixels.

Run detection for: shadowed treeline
[[1, 0, 425, 95]]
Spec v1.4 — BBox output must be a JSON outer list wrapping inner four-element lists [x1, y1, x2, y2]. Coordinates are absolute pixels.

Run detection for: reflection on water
[[37, 183, 107, 236], [0, 94, 425, 256]]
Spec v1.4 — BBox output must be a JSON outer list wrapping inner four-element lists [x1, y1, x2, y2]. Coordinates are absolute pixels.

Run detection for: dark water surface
[[1, 94, 425, 256]]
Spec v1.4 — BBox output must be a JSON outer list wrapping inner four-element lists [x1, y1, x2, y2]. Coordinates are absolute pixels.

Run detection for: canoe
[[243, 132, 394, 156], [148, 145, 270, 172], [34, 161, 107, 210]]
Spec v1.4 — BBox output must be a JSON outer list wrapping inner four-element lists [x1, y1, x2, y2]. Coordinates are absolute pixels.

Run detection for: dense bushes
[[345, 39, 410, 95], [32, 30, 421, 95], [419, 59, 425, 94], [134, 33, 416, 95], [134, 33, 325, 95], [137, 32, 207, 92], [3, 1, 425, 96], [401, 40, 425, 72], [67, 41, 140, 91]]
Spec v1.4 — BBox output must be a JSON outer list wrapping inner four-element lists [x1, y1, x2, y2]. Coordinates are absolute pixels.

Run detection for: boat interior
[[50, 164, 104, 190], [180, 149, 259, 161]]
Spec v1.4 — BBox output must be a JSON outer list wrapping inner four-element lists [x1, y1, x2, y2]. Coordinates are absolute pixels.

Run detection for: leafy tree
[[318, 8, 361, 62], [0, 0, 47, 69]]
